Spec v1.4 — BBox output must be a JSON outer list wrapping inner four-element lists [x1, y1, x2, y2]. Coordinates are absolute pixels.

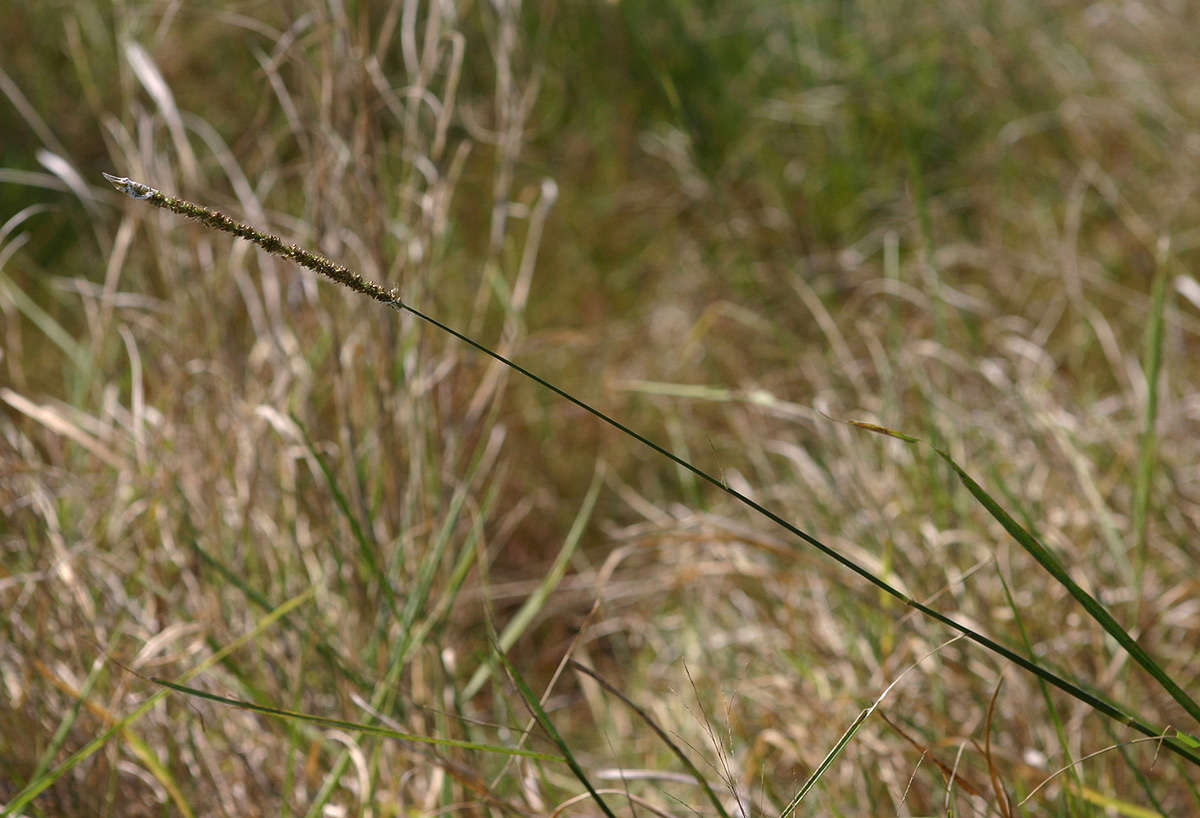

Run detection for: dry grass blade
[[880, 713, 987, 802], [1020, 736, 1176, 814], [983, 680, 1013, 818]]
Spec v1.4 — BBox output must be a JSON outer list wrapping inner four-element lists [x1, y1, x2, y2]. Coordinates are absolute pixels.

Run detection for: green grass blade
[[1173, 755, 1200, 812], [299, 430, 507, 817], [175, 479, 371, 689], [997, 569, 1089, 816], [381, 417, 501, 688], [404, 477, 503, 672], [0, 271, 91, 372], [1133, 247, 1168, 584], [463, 464, 604, 699], [302, 758, 348, 818], [147, 678, 561, 761], [113, 727, 196, 818], [494, 647, 618, 818], [393, 458, 477, 656], [780, 638, 957, 818], [781, 708, 870, 817], [934, 446, 1200, 727], [1104, 720, 1169, 817], [27, 645, 108, 783], [293, 412, 401, 619]]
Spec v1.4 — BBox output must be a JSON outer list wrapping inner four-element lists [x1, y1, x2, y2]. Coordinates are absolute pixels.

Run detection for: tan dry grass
[[2, 1, 1200, 817]]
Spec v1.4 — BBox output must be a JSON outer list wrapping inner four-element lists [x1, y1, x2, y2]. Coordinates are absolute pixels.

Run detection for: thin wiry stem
[[102, 171, 1200, 767], [569, 660, 733, 818]]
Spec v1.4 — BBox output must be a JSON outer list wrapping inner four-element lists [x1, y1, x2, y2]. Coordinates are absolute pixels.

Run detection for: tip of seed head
[[102, 172, 156, 200]]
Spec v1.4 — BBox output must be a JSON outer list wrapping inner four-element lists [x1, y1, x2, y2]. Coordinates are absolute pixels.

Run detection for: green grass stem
[[1133, 245, 1169, 588]]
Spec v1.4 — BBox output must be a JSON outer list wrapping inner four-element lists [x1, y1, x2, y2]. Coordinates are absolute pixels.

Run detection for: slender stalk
[[1134, 245, 1169, 591], [101, 172, 1200, 767], [569, 660, 732, 818]]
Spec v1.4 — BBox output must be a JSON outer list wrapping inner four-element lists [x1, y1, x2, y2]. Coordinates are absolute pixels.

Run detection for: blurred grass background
[[3, 0, 1200, 815]]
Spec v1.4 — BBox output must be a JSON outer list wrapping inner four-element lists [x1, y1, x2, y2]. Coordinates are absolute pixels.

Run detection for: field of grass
[[3, 1, 1200, 816]]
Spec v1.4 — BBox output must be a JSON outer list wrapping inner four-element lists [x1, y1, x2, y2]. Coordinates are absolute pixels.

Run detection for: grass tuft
[[5, 2, 1200, 815]]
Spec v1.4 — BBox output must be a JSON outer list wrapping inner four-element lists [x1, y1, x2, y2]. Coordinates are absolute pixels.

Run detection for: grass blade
[[570, 660, 732, 818], [0, 271, 91, 372], [463, 464, 604, 699], [934, 446, 1200, 728], [493, 647, 617, 818], [781, 638, 959, 817], [27, 648, 107, 784], [146, 678, 562, 761], [293, 412, 400, 619], [997, 569, 1089, 815], [781, 707, 870, 816], [1133, 243, 1169, 585]]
